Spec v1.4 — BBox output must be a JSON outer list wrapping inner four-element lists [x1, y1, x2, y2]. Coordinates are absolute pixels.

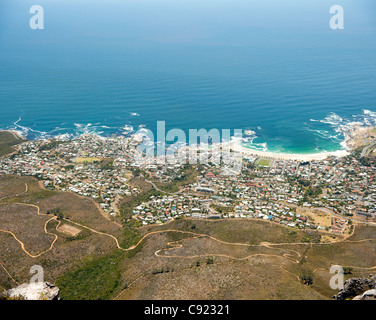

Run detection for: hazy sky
[[0, 0, 375, 70], [1, 0, 375, 38]]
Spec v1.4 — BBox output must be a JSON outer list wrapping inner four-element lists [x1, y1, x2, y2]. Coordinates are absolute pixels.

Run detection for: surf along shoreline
[[237, 123, 375, 161], [3, 121, 375, 162]]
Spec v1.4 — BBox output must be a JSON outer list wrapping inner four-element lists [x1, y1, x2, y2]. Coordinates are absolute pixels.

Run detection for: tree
[[132, 168, 141, 177], [300, 270, 314, 285], [343, 267, 353, 275]]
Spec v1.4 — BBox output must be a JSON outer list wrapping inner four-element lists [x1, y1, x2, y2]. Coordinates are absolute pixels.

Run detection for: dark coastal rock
[[333, 275, 376, 300]]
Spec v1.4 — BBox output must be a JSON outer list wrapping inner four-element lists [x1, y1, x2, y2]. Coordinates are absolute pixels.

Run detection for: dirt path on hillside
[[1, 182, 376, 295]]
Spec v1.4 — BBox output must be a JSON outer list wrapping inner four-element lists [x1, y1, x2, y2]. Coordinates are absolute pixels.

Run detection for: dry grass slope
[[1, 175, 375, 300]]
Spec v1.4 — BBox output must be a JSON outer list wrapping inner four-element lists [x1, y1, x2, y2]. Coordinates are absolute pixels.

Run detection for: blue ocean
[[1, 0, 376, 154]]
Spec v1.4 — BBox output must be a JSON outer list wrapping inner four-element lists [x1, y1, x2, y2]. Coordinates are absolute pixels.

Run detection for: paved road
[[143, 177, 183, 195], [361, 142, 376, 157], [310, 206, 376, 227], [281, 201, 376, 226]]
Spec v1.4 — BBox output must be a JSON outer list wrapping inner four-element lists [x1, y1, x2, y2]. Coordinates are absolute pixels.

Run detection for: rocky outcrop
[[353, 289, 376, 300], [3, 282, 60, 300], [333, 275, 376, 300]]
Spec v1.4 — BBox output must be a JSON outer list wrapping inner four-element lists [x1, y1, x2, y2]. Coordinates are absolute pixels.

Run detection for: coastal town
[[0, 128, 375, 235]]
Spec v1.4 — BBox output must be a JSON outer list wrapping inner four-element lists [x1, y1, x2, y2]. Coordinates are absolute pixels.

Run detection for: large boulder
[[353, 289, 376, 300], [333, 275, 376, 300], [5, 282, 60, 300]]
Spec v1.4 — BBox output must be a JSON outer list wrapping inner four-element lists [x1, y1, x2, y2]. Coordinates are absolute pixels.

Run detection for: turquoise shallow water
[[0, 0, 376, 154]]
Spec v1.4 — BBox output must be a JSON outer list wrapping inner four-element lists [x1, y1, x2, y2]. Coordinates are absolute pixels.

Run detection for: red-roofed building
[[206, 172, 216, 179]]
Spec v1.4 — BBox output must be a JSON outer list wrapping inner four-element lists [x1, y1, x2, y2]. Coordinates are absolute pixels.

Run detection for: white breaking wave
[[319, 112, 343, 126], [364, 109, 376, 117], [10, 116, 49, 139], [308, 109, 376, 151]]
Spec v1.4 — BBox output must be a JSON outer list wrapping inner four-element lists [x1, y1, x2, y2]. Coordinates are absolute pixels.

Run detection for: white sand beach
[[184, 140, 351, 162], [235, 123, 376, 161], [238, 146, 349, 161]]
